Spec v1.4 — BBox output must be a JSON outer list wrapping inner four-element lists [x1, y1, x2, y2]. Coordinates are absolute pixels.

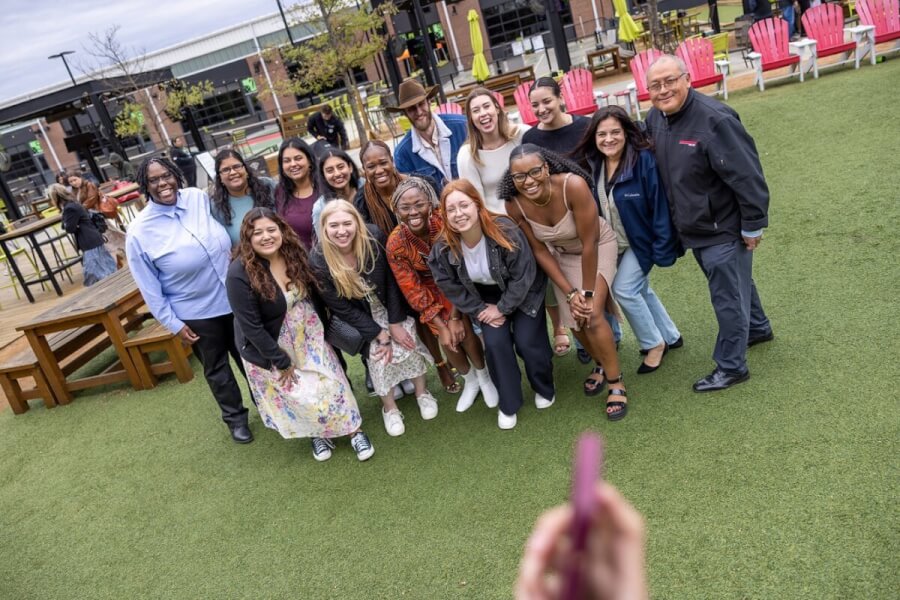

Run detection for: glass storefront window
[[483, 0, 573, 47]]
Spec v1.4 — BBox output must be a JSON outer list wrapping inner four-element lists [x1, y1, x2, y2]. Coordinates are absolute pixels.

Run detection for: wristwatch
[[582, 290, 595, 299]]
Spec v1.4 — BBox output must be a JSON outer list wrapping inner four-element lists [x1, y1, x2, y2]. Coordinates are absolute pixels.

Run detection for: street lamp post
[[49, 51, 106, 182]]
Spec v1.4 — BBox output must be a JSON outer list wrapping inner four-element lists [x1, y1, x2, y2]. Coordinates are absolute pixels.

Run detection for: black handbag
[[325, 316, 365, 356]]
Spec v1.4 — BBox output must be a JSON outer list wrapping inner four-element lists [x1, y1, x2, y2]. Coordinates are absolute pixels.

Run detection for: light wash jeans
[[611, 249, 681, 351]]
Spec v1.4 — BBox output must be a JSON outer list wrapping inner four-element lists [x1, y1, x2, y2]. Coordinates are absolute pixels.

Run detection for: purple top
[[278, 190, 317, 249]]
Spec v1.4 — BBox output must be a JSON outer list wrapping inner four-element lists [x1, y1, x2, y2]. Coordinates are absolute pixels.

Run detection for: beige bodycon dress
[[514, 174, 618, 330]]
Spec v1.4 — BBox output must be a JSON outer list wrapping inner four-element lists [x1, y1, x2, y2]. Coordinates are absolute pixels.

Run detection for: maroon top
[[277, 191, 317, 249]]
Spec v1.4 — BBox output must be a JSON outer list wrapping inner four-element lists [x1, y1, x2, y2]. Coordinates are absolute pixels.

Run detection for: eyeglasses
[[396, 200, 431, 214], [511, 165, 546, 184], [219, 164, 245, 175], [147, 172, 176, 186], [647, 73, 687, 94]]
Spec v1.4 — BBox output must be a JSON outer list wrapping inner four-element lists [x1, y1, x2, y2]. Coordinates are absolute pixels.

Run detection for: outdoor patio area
[[0, 57, 897, 598]]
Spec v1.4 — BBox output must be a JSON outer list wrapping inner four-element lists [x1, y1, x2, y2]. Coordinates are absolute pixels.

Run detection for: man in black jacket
[[645, 55, 773, 392], [307, 104, 349, 150]]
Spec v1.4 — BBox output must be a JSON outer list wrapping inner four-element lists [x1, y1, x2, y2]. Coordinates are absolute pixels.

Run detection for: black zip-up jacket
[[226, 257, 330, 370], [308, 225, 411, 354], [428, 217, 547, 319], [645, 89, 769, 249], [61, 201, 105, 252]]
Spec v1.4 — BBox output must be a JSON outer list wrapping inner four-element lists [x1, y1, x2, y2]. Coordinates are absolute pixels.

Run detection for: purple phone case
[[561, 432, 604, 600]]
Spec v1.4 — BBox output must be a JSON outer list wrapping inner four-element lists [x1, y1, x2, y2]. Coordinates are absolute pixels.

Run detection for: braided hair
[[497, 144, 593, 202], [210, 149, 275, 226], [359, 140, 402, 235], [390, 176, 439, 213], [136, 156, 186, 200]]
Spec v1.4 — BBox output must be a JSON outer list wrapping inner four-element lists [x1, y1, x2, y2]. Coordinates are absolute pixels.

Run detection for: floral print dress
[[244, 288, 362, 439]]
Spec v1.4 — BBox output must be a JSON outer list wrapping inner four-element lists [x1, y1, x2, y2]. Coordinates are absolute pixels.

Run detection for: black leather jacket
[[428, 217, 546, 319]]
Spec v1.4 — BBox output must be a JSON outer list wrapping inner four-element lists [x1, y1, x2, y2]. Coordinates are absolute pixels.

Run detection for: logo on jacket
[[679, 139, 698, 147]]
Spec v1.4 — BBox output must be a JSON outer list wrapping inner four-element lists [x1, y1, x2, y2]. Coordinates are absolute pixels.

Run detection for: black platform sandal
[[605, 373, 628, 421], [583, 364, 606, 396]]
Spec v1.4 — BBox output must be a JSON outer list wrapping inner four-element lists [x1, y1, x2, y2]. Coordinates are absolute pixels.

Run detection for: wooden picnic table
[[588, 47, 630, 77], [106, 183, 140, 199], [0, 215, 81, 302], [16, 267, 147, 404]]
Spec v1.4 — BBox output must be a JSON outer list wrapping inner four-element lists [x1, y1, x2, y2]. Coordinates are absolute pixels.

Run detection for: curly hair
[[438, 179, 516, 259], [571, 106, 652, 180], [359, 140, 402, 235], [210, 149, 274, 226], [236, 207, 317, 302], [136, 156, 186, 200], [497, 144, 593, 202], [390, 176, 439, 213], [317, 148, 361, 201]]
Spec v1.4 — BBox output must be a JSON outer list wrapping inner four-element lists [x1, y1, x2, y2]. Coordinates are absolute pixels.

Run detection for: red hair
[[438, 179, 516, 258]]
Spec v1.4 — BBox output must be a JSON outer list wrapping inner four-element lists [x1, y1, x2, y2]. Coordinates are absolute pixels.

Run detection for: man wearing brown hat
[[387, 79, 468, 192]]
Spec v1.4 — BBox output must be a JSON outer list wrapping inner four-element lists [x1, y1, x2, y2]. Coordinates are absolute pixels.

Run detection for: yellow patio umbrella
[[613, 0, 643, 43], [468, 9, 490, 83]]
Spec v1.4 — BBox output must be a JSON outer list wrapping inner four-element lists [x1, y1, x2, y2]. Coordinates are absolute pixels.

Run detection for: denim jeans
[[611, 249, 681, 351], [782, 5, 795, 35]]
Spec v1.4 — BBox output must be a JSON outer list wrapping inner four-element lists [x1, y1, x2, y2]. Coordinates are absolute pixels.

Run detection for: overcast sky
[[1, 0, 282, 105]]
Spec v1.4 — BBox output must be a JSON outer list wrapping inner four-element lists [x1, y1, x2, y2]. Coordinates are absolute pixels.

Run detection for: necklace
[[526, 184, 553, 208]]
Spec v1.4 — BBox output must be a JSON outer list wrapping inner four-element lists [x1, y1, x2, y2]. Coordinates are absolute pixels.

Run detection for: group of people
[[123, 54, 774, 463]]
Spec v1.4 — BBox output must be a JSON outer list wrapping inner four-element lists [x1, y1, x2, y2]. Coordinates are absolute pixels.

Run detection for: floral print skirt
[[244, 289, 361, 439]]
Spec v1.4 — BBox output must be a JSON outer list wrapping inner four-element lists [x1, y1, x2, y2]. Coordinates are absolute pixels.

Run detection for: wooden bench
[[123, 321, 194, 389], [1, 324, 118, 414], [279, 103, 329, 140], [446, 72, 528, 109]]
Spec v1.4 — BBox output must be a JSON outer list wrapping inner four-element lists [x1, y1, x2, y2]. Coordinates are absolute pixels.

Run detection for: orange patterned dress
[[386, 213, 454, 335]]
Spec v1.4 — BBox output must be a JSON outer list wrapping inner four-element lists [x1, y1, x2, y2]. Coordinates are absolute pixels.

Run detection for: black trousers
[[477, 285, 555, 416], [182, 314, 249, 428], [693, 240, 771, 375]]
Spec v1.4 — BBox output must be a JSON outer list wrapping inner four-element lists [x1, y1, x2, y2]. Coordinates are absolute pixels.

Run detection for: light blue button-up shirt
[[126, 187, 233, 334]]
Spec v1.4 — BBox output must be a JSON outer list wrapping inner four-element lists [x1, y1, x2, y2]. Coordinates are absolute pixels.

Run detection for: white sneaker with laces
[[535, 393, 555, 410], [400, 379, 416, 396], [382, 408, 405, 437], [416, 391, 439, 420], [498, 410, 517, 430], [350, 431, 375, 461], [475, 368, 499, 408], [456, 370, 480, 412]]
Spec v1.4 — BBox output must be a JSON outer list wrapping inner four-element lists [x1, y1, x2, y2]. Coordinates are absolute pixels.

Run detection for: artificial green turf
[[2, 61, 899, 599]]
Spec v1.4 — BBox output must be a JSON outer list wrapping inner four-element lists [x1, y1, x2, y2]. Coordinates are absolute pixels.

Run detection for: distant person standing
[[108, 152, 136, 182], [170, 137, 197, 187], [645, 56, 773, 393], [307, 104, 349, 150]]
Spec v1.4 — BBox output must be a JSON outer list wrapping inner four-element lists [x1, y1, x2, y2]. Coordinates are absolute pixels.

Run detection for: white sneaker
[[400, 379, 416, 396], [498, 410, 517, 430], [393, 386, 403, 400], [456, 370, 480, 412], [476, 368, 499, 408], [382, 408, 405, 436], [416, 391, 439, 420], [535, 393, 555, 410]]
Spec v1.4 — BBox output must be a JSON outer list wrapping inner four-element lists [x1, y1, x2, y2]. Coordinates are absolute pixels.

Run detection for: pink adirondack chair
[[624, 49, 664, 118], [492, 90, 506, 108], [676, 37, 729, 99], [748, 18, 802, 91], [801, 4, 859, 70], [438, 102, 464, 115], [513, 82, 539, 126], [560, 68, 607, 117], [857, 0, 900, 48]]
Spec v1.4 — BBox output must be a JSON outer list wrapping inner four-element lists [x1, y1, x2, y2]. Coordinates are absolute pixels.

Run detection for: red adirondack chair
[[857, 0, 900, 48], [560, 68, 606, 117], [748, 18, 803, 91], [624, 49, 664, 118], [438, 102, 464, 115], [492, 90, 506, 108], [513, 82, 538, 126], [676, 37, 729, 99], [801, 4, 859, 71]]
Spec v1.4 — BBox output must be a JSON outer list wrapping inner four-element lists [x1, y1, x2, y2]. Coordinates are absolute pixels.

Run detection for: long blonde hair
[[318, 200, 377, 300], [464, 88, 517, 167]]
